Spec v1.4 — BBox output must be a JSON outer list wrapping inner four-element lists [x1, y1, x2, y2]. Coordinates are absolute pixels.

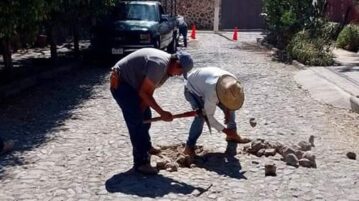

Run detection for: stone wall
[[159, 0, 215, 30]]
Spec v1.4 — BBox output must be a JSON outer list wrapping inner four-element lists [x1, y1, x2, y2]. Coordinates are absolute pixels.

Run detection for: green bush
[[323, 22, 341, 40], [336, 24, 359, 52], [262, 0, 314, 49], [289, 31, 334, 66]]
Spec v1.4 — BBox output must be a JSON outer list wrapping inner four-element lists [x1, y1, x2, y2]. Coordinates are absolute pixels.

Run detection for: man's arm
[[204, 99, 225, 132], [204, 96, 237, 136], [138, 77, 173, 121]]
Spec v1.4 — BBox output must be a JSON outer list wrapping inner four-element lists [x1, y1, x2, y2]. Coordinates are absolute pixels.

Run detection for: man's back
[[186, 67, 235, 98], [115, 48, 171, 90]]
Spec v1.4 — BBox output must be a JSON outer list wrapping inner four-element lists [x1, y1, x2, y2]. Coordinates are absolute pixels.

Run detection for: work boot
[[149, 146, 161, 155], [183, 145, 196, 157], [135, 163, 159, 175], [226, 134, 251, 144]]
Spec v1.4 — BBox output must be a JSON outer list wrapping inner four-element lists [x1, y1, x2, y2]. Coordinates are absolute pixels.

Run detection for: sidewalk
[[294, 48, 359, 113]]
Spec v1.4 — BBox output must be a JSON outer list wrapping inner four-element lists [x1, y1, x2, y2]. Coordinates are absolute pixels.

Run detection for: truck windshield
[[113, 4, 158, 21]]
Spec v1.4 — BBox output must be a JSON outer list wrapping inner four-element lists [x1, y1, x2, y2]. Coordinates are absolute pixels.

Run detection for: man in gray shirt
[[110, 48, 193, 175]]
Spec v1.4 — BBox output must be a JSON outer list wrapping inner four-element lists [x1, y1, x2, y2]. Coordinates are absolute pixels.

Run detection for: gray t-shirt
[[114, 48, 171, 90]]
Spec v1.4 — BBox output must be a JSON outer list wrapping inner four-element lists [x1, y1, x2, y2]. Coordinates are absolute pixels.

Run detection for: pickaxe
[[143, 109, 212, 133], [143, 110, 197, 124]]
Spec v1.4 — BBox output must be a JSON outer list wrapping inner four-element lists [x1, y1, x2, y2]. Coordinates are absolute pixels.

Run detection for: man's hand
[[160, 110, 173, 122]]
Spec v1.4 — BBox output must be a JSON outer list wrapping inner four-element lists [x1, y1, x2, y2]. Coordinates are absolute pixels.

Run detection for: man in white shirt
[[183, 67, 251, 156]]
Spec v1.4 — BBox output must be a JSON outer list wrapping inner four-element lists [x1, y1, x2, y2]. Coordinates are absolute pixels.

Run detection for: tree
[[44, 0, 117, 59], [0, 0, 45, 70], [262, 0, 314, 49]]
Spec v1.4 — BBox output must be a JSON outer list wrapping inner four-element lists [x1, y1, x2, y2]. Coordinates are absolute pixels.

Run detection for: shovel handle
[[144, 111, 197, 124]]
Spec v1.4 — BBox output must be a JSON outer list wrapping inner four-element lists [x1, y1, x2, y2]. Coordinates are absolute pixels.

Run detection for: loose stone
[[295, 150, 304, 160], [308, 135, 315, 147], [285, 153, 299, 167], [280, 146, 296, 158], [303, 152, 317, 168], [298, 141, 312, 151], [156, 161, 168, 170], [346, 152, 356, 160], [249, 139, 266, 154], [299, 158, 313, 168], [264, 149, 277, 157], [265, 162, 277, 176], [257, 148, 266, 157], [249, 118, 257, 127]]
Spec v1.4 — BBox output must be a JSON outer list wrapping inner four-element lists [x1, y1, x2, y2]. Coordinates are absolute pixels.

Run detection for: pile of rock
[[244, 135, 317, 168], [154, 144, 201, 172]]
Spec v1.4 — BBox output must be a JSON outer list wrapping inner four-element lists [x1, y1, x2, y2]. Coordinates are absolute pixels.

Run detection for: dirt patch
[[153, 144, 207, 172]]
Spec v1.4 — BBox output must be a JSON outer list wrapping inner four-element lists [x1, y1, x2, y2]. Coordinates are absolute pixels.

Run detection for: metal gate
[[220, 0, 264, 30]]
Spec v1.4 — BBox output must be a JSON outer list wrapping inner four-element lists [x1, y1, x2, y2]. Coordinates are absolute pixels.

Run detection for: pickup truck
[[91, 1, 178, 57]]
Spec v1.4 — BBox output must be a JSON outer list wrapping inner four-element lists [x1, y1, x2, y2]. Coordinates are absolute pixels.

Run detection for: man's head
[[216, 75, 245, 111], [168, 51, 193, 77]]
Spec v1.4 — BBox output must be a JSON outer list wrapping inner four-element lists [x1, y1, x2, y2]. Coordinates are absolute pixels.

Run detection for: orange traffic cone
[[233, 27, 238, 41], [191, 24, 196, 39]]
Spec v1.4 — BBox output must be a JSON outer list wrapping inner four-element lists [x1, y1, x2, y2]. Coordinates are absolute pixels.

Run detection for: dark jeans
[[179, 25, 188, 47], [111, 82, 152, 167]]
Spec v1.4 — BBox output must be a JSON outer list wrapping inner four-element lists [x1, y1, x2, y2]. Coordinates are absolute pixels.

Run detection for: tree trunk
[[73, 23, 80, 57], [2, 38, 13, 70], [47, 25, 58, 63]]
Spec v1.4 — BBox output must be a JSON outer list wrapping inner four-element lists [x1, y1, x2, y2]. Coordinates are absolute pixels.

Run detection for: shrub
[[323, 22, 341, 40], [336, 24, 359, 52], [289, 31, 334, 66], [262, 0, 314, 49]]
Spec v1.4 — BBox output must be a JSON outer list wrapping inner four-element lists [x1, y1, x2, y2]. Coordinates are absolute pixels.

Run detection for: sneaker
[[226, 134, 251, 144], [183, 145, 196, 157], [135, 164, 159, 175], [148, 146, 161, 155]]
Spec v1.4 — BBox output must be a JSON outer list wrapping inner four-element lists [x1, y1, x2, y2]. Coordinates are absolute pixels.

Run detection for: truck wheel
[[167, 37, 177, 54]]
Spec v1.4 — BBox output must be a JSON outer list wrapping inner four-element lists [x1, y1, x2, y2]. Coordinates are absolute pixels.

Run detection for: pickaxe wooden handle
[[143, 111, 197, 124]]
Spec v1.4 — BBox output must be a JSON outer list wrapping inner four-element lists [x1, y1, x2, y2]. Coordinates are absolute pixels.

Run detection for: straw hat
[[216, 75, 244, 111]]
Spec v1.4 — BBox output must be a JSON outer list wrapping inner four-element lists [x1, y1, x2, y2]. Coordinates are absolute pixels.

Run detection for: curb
[[350, 96, 359, 113], [255, 38, 359, 113], [0, 61, 81, 101], [291, 60, 307, 70]]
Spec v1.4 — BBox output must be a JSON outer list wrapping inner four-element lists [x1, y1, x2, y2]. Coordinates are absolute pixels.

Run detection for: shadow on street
[[194, 142, 247, 180], [0, 60, 115, 177], [105, 169, 206, 198]]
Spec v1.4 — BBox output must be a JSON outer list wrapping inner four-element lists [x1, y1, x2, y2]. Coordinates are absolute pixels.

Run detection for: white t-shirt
[[186, 67, 236, 131]]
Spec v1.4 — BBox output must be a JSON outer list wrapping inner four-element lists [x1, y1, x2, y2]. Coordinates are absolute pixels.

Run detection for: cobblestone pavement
[[1, 32, 359, 201]]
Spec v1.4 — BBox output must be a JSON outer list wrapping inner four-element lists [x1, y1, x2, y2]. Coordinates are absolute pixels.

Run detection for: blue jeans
[[111, 82, 152, 168], [184, 88, 237, 148]]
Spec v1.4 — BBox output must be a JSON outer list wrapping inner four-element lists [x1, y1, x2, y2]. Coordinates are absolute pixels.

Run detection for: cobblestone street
[[1, 32, 359, 200]]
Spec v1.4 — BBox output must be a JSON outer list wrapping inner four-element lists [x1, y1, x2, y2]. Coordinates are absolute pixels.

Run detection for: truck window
[[112, 4, 159, 21]]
